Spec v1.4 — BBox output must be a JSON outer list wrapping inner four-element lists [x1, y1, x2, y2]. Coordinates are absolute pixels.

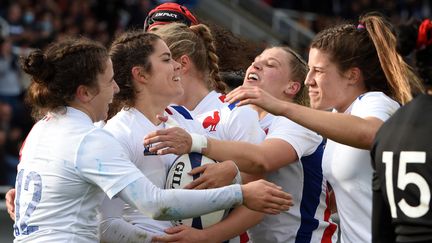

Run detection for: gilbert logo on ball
[[165, 153, 227, 229]]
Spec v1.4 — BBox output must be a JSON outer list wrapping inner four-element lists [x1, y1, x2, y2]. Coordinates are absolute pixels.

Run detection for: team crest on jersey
[[202, 111, 220, 132]]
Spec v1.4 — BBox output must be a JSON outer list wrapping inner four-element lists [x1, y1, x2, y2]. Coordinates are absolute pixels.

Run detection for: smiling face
[[88, 58, 119, 121], [305, 48, 353, 112], [145, 39, 183, 101], [243, 47, 294, 100]]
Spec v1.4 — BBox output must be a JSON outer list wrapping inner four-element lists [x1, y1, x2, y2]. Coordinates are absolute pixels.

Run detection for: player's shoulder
[[166, 105, 195, 121]]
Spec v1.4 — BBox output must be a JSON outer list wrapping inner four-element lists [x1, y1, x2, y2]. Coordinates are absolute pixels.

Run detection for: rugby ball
[[165, 152, 227, 229]]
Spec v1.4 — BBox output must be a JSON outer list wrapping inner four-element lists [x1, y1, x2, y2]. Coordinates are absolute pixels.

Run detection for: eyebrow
[[255, 56, 281, 64], [159, 52, 171, 58], [310, 65, 327, 70], [267, 57, 281, 64]]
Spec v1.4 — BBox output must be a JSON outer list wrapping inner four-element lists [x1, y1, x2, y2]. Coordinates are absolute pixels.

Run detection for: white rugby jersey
[[191, 91, 265, 143], [103, 105, 206, 234], [248, 114, 338, 243], [323, 92, 399, 243], [14, 107, 144, 243], [191, 91, 265, 243]]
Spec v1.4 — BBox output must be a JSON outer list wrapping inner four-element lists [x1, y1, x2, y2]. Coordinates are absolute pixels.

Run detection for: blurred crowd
[[263, 0, 430, 21]]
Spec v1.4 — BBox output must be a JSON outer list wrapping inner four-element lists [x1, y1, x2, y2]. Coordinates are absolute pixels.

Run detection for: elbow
[[151, 206, 176, 221], [358, 130, 377, 150], [248, 157, 272, 174]]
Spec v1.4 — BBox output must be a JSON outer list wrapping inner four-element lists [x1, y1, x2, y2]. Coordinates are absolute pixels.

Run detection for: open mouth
[[247, 73, 259, 81]]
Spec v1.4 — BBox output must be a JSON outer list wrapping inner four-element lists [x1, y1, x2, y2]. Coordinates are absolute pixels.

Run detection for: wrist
[[190, 133, 208, 153], [230, 161, 242, 185]]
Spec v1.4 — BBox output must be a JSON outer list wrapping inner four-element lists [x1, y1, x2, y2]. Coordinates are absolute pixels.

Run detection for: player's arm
[[99, 196, 155, 243], [117, 176, 292, 220], [204, 138, 298, 174], [153, 206, 264, 243], [226, 86, 394, 149], [144, 128, 298, 175]]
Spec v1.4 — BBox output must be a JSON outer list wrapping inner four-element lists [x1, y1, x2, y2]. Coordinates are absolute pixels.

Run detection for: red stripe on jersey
[[164, 107, 173, 115], [240, 232, 249, 243], [321, 188, 337, 243], [218, 95, 226, 103]]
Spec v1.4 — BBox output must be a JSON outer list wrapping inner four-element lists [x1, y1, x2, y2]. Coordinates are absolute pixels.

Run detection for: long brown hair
[[311, 12, 424, 104]]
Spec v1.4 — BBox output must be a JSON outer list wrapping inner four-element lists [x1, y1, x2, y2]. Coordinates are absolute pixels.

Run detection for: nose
[[251, 61, 262, 70], [113, 80, 120, 94], [304, 70, 314, 87], [173, 60, 181, 71]]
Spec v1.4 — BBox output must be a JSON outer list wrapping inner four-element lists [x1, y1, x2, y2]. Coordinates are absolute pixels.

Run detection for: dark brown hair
[[21, 37, 109, 119], [311, 12, 424, 104], [108, 31, 161, 117]]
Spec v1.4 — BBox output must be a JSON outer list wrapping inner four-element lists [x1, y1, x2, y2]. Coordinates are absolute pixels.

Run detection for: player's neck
[[176, 86, 210, 111], [251, 105, 268, 120], [135, 96, 170, 125]]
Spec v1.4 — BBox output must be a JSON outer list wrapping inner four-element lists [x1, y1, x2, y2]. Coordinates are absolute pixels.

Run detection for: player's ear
[[178, 55, 191, 73], [283, 81, 301, 96], [132, 66, 148, 83], [75, 84, 96, 103]]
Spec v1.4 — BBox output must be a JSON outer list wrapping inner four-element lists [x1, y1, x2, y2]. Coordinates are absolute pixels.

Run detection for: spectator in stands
[[0, 36, 21, 113]]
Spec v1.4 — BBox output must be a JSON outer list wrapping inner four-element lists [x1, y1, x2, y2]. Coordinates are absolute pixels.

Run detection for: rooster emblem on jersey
[[202, 111, 220, 131]]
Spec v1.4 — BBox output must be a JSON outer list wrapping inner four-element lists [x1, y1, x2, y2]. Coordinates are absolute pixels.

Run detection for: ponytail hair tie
[[357, 23, 365, 29], [416, 19, 432, 49]]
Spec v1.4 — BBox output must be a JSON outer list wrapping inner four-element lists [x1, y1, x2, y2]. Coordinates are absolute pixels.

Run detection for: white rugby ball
[[165, 152, 227, 229]]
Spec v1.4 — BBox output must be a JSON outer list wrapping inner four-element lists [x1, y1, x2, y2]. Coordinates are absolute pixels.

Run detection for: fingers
[[152, 226, 185, 242], [156, 114, 169, 123], [165, 225, 186, 234], [6, 189, 16, 221], [225, 86, 256, 104], [184, 176, 205, 189], [188, 165, 207, 175]]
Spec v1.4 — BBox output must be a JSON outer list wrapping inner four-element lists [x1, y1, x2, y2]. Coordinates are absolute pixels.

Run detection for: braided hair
[[153, 22, 228, 94]]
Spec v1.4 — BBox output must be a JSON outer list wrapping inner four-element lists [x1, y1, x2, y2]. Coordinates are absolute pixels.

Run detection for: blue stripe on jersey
[[228, 101, 238, 110], [188, 152, 204, 229], [188, 152, 202, 181], [295, 140, 325, 243], [171, 105, 194, 120]]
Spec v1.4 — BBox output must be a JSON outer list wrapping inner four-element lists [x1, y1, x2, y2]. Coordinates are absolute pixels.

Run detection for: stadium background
[[0, 0, 430, 242]]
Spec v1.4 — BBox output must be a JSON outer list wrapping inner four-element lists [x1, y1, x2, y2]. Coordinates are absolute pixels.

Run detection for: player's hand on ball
[[144, 127, 192, 155], [241, 179, 293, 214], [6, 188, 16, 221], [184, 160, 237, 189], [152, 225, 212, 243]]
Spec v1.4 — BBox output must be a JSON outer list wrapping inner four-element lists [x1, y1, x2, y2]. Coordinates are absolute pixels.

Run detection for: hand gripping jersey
[[14, 108, 144, 243], [371, 94, 432, 243], [323, 92, 400, 243], [103, 105, 206, 234], [248, 114, 338, 243]]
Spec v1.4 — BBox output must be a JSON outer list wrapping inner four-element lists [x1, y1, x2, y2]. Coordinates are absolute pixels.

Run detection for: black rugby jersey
[[371, 94, 432, 243]]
